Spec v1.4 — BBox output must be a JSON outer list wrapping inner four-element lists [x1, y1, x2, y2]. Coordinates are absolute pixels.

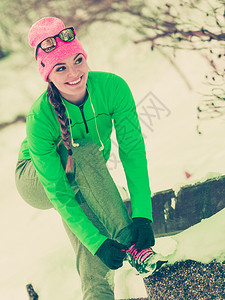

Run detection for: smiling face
[[48, 53, 88, 104]]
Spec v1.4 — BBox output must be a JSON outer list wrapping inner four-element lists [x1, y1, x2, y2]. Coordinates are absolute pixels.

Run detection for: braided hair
[[47, 81, 73, 173]]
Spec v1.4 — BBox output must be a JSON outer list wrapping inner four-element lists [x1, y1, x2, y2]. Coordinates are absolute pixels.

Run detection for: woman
[[15, 17, 165, 299]]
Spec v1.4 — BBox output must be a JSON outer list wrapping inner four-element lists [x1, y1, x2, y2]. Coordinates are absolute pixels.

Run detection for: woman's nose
[[68, 66, 79, 79]]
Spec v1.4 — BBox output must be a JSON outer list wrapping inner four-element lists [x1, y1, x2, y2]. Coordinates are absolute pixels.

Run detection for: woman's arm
[[112, 76, 153, 222], [26, 113, 107, 255]]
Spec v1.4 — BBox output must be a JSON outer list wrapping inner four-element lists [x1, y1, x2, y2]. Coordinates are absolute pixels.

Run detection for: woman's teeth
[[67, 76, 82, 85]]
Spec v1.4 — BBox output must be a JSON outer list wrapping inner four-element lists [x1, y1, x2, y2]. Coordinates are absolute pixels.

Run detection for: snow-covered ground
[[0, 21, 225, 299]]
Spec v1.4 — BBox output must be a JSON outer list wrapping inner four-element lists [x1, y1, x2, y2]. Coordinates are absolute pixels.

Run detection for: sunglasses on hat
[[35, 27, 76, 59]]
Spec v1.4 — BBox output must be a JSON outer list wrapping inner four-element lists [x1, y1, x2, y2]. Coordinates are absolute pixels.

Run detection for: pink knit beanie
[[28, 17, 87, 82]]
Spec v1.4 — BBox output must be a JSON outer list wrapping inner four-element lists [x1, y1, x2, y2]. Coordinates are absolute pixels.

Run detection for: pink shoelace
[[126, 244, 154, 264]]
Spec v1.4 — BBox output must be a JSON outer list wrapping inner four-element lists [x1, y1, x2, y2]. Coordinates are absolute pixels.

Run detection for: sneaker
[[124, 244, 168, 277]]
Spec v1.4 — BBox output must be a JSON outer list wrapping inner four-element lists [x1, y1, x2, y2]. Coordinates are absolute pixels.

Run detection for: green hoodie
[[18, 71, 152, 255]]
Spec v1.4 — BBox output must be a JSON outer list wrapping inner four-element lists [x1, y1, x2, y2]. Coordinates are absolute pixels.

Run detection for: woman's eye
[[75, 57, 83, 64], [56, 66, 66, 72]]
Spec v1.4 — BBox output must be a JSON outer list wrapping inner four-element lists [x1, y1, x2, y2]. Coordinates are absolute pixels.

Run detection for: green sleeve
[[112, 76, 153, 222], [26, 113, 107, 255]]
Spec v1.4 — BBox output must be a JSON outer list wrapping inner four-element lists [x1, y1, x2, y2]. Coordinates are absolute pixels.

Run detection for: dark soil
[[143, 260, 225, 300]]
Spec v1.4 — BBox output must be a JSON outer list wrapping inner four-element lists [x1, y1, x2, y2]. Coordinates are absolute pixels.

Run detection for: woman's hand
[[95, 239, 127, 270], [131, 217, 155, 249]]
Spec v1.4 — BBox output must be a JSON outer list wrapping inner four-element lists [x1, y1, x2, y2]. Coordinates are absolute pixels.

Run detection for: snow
[[0, 20, 225, 300]]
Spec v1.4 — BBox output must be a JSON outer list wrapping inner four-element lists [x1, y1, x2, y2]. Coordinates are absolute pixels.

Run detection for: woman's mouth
[[66, 75, 83, 86]]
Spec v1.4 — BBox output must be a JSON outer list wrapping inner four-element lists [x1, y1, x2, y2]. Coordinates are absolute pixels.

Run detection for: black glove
[[131, 217, 155, 249], [95, 239, 127, 270]]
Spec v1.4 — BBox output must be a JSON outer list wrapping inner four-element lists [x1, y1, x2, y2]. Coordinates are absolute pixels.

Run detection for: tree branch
[[26, 284, 39, 300]]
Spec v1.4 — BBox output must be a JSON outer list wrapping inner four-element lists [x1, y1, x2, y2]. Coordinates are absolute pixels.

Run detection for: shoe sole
[[140, 259, 168, 278]]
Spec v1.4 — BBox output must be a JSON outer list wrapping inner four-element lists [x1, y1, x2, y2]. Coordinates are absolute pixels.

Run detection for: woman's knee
[[15, 160, 53, 210], [72, 139, 103, 162], [57, 139, 102, 170]]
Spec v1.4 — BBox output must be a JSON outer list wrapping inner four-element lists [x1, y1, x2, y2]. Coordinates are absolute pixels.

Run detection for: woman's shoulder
[[88, 71, 126, 85], [27, 90, 53, 117]]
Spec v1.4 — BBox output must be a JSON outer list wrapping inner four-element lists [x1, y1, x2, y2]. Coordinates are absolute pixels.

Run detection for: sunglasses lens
[[59, 28, 75, 42], [40, 38, 57, 53]]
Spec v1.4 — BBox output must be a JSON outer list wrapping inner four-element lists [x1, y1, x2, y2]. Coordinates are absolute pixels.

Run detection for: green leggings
[[15, 139, 133, 300]]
